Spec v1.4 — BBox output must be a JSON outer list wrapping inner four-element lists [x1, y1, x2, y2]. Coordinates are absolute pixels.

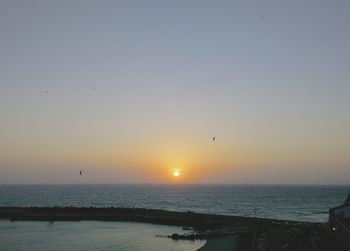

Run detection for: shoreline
[[0, 206, 335, 250], [0, 206, 318, 227]]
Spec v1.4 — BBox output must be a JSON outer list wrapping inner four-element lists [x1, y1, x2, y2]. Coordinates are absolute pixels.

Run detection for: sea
[[0, 220, 205, 251], [0, 184, 349, 250]]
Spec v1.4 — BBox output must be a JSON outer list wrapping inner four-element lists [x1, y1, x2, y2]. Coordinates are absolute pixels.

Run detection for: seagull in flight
[[212, 136, 216, 142], [79, 170, 83, 176]]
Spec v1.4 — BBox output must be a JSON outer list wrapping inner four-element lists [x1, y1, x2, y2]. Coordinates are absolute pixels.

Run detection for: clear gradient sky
[[1, 0, 350, 184]]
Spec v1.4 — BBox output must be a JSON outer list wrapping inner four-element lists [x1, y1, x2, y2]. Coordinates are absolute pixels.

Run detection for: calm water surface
[[0, 220, 205, 251], [0, 184, 349, 222]]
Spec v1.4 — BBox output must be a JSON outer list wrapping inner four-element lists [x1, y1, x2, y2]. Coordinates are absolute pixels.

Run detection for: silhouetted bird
[[212, 136, 216, 142], [79, 170, 82, 176], [44, 90, 49, 94], [92, 86, 96, 90]]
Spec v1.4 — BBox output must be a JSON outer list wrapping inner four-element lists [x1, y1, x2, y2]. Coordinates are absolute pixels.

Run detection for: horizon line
[[1, 182, 349, 186]]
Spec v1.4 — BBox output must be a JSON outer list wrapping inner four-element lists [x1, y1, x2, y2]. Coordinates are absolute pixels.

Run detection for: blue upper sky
[[0, 0, 350, 184]]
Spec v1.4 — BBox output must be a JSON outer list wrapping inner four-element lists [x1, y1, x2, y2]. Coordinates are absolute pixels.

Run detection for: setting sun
[[173, 171, 180, 177]]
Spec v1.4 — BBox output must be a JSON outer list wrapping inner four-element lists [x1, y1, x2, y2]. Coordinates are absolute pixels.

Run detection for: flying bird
[[91, 86, 96, 90], [212, 136, 216, 142], [79, 170, 82, 176]]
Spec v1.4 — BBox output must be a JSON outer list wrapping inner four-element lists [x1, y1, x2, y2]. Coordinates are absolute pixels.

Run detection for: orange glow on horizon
[[83, 135, 247, 183], [169, 168, 183, 181]]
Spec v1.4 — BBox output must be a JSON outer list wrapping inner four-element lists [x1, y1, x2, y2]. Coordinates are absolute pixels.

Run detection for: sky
[[1, 0, 350, 184]]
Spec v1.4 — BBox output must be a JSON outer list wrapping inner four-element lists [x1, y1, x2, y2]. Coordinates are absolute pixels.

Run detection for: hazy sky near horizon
[[1, 0, 350, 184]]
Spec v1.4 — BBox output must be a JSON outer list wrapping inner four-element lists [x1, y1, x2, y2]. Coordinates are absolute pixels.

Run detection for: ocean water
[[0, 220, 205, 251], [0, 184, 349, 222]]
